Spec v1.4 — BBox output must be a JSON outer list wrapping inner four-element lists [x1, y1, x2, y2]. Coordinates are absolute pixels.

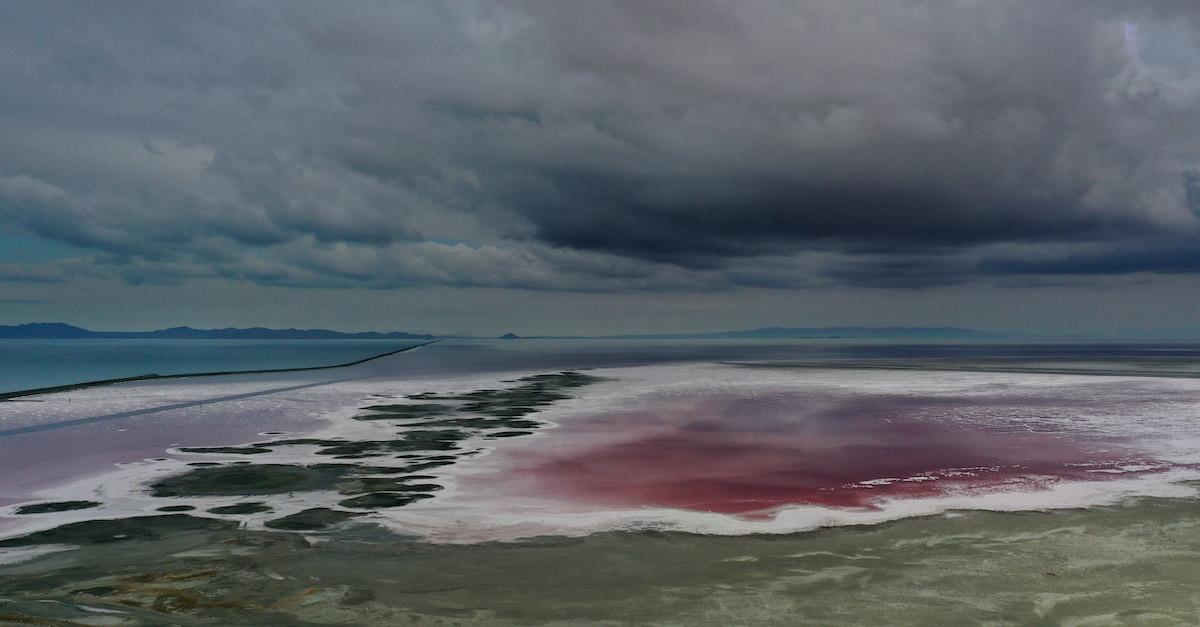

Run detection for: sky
[[1, 1, 1199, 336]]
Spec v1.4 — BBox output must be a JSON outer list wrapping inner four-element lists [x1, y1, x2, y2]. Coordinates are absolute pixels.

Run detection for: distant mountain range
[[0, 323, 435, 340], [0, 322, 1019, 341]]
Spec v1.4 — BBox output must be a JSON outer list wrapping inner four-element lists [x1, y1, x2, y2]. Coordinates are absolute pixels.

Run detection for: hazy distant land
[[0, 322, 1014, 341]]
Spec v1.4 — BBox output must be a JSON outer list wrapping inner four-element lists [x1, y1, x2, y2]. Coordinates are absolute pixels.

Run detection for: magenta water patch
[[503, 392, 1172, 516]]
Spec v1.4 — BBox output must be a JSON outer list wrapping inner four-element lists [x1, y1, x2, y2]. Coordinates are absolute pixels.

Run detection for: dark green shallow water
[[2, 495, 1199, 626]]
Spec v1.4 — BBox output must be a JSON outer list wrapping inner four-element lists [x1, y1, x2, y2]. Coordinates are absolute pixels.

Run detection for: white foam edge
[[364, 467, 1200, 543]]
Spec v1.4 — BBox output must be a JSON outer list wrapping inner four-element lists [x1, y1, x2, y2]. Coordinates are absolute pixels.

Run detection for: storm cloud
[[1, 0, 1199, 291]]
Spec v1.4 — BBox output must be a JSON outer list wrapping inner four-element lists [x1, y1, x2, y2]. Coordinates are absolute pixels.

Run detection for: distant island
[[0, 323, 1019, 341]]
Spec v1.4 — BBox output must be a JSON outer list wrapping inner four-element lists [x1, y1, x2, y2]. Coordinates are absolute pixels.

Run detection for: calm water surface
[[0, 338, 426, 394]]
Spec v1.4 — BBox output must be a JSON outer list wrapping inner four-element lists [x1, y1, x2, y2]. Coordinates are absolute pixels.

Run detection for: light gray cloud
[[1, 1, 1199, 292]]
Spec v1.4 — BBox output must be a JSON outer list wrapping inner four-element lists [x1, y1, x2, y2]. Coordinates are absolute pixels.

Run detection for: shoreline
[[0, 339, 438, 402]]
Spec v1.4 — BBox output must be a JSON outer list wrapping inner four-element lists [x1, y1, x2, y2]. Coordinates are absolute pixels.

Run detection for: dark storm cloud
[[508, 171, 1148, 262], [0, 1, 1199, 291], [980, 241, 1200, 276], [453, 1, 1200, 264]]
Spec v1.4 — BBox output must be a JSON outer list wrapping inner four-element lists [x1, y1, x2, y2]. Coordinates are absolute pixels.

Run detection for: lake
[[0, 338, 428, 394], [2, 339, 1200, 624]]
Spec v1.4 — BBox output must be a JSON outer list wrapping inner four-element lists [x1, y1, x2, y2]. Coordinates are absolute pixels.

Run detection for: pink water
[[501, 392, 1174, 517]]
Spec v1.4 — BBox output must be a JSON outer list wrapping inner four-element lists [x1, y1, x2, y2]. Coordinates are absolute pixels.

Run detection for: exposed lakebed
[[4, 497, 1200, 625]]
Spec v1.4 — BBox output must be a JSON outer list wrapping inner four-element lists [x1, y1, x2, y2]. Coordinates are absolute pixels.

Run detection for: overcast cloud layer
[[2, 0, 1200, 294]]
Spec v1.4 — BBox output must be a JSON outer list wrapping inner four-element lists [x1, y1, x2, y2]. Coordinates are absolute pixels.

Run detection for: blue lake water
[[5, 337, 1200, 396], [0, 338, 426, 394]]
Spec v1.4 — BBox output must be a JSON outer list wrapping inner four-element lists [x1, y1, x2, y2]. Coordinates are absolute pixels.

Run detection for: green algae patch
[[378, 371, 602, 428], [264, 508, 364, 531], [338, 492, 435, 509], [400, 460, 455, 472], [335, 476, 443, 495], [488, 430, 534, 438], [13, 500, 100, 515], [207, 502, 273, 515], [150, 464, 354, 497], [178, 446, 273, 455], [257, 432, 467, 458], [169, 371, 601, 464], [0, 515, 237, 547], [357, 403, 456, 420], [146, 371, 604, 522], [421, 416, 541, 430], [156, 505, 197, 512], [351, 465, 410, 475]]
